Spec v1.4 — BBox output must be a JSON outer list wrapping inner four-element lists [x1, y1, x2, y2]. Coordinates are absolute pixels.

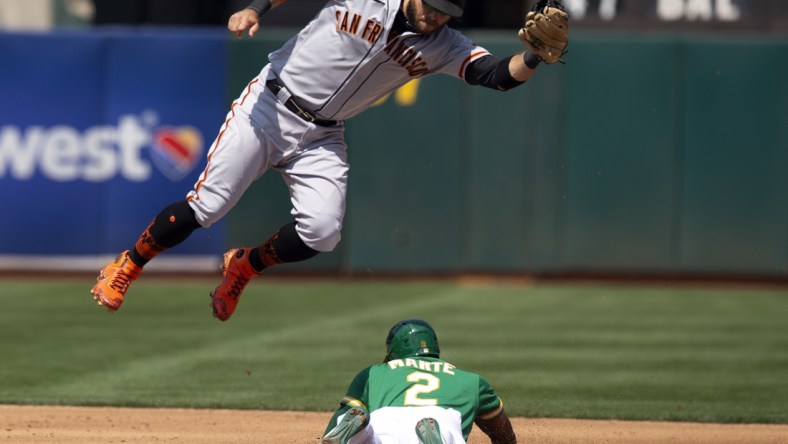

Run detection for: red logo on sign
[[150, 126, 203, 182]]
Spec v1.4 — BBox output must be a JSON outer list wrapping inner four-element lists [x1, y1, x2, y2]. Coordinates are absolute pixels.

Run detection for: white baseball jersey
[[268, 0, 490, 120], [188, 0, 491, 252]]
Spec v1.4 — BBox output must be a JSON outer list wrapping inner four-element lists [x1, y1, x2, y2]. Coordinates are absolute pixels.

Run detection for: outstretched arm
[[465, 0, 568, 90], [228, 0, 288, 38], [464, 52, 540, 91], [509, 52, 541, 83], [475, 408, 517, 444], [323, 405, 352, 435]]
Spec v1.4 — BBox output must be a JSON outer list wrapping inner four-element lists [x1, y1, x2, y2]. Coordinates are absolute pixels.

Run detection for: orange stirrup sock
[[252, 222, 319, 271], [134, 221, 165, 263]]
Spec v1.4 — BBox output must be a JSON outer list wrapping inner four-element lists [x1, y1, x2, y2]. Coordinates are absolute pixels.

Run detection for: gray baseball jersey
[[268, 0, 491, 120], [188, 0, 491, 252]]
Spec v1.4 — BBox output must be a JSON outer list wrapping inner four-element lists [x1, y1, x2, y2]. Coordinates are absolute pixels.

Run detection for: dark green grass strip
[[0, 278, 786, 423]]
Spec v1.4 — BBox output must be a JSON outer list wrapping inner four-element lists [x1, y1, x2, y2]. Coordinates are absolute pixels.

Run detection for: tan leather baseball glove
[[518, 0, 570, 64]]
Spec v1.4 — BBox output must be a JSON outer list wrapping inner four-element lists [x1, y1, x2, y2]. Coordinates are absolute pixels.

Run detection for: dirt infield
[[2, 405, 787, 443]]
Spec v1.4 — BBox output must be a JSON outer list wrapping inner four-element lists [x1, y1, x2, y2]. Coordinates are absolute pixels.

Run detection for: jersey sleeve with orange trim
[[431, 27, 491, 81]]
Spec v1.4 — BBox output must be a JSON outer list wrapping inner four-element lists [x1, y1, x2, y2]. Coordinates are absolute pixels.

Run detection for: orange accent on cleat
[[90, 250, 142, 313], [210, 248, 259, 321]]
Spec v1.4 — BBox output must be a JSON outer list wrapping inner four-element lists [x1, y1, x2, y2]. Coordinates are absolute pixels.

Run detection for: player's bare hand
[[228, 9, 260, 38]]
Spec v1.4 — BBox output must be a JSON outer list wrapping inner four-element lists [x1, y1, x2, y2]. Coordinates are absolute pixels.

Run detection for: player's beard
[[404, 0, 449, 34]]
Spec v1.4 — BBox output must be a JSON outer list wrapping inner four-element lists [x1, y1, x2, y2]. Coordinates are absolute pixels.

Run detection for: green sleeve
[[344, 366, 372, 405], [476, 375, 503, 420], [323, 366, 372, 435]]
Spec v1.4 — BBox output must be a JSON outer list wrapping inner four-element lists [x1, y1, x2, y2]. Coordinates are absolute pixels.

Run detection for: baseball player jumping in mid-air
[[90, 0, 569, 320]]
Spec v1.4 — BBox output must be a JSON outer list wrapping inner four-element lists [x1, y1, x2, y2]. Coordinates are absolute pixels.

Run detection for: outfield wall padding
[[227, 32, 787, 277], [1, 29, 785, 278]]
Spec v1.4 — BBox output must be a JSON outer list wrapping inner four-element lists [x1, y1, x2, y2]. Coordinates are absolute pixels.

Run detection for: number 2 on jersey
[[404, 371, 440, 406]]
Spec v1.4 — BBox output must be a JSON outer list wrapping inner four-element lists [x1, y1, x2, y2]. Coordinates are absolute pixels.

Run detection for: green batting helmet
[[384, 318, 440, 362]]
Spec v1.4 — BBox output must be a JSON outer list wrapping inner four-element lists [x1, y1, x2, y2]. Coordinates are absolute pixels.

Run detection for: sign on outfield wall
[[556, 0, 788, 32], [0, 30, 227, 267], [470, 0, 788, 32]]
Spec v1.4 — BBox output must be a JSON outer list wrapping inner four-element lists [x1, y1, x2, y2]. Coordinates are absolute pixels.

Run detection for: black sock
[[249, 222, 319, 272], [129, 200, 201, 266]]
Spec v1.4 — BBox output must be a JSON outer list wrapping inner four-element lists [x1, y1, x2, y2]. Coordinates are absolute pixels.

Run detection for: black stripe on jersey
[[321, 33, 422, 120]]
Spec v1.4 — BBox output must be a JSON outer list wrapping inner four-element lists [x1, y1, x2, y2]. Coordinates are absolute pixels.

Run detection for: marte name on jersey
[[387, 358, 456, 375]]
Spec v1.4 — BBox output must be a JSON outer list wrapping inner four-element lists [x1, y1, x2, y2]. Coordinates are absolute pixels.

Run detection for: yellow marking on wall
[[395, 79, 420, 105], [372, 79, 421, 107]]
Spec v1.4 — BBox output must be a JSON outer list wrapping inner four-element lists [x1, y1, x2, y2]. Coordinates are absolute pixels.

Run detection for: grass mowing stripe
[[1, 280, 471, 409], [48, 282, 466, 403], [0, 278, 786, 423], [419, 283, 788, 423]]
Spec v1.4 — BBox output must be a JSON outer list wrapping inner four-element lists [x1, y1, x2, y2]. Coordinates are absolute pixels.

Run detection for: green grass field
[[1, 277, 786, 424]]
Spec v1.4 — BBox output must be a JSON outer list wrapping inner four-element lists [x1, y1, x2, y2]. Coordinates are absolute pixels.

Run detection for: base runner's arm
[[323, 368, 372, 435], [475, 408, 517, 444], [323, 405, 351, 435], [228, 0, 288, 38]]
